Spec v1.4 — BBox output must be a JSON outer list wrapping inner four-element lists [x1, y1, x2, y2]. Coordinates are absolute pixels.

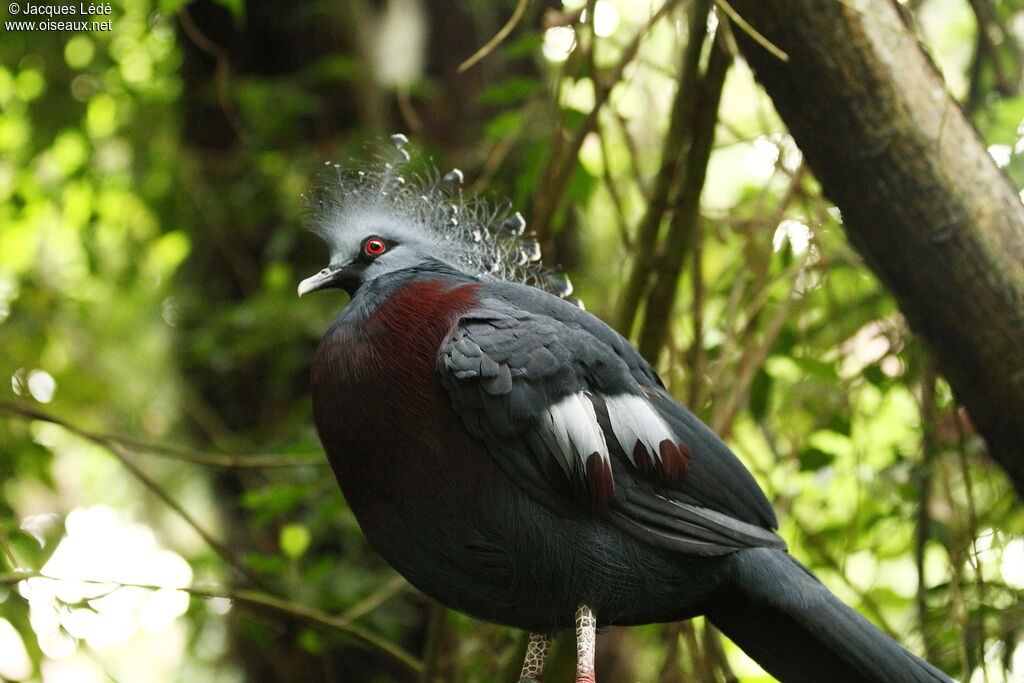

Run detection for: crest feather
[[304, 135, 580, 305]]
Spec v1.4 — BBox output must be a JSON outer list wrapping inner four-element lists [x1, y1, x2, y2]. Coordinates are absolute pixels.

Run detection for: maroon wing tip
[[658, 440, 691, 481], [585, 452, 615, 507], [633, 440, 654, 476]]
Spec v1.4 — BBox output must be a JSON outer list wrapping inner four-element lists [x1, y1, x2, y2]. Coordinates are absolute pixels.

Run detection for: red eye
[[364, 238, 386, 256]]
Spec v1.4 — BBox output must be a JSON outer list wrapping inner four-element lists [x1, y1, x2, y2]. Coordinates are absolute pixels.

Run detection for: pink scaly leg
[[575, 605, 597, 683], [518, 633, 551, 682]]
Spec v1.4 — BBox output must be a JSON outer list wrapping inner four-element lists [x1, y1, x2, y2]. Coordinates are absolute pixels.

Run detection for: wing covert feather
[[438, 284, 783, 555]]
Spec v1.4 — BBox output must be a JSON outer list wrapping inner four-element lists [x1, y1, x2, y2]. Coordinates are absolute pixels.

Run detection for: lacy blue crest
[[303, 134, 581, 306]]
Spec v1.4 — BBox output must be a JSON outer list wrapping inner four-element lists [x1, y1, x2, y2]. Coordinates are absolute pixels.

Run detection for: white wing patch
[[604, 393, 677, 469], [537, 391, 616, 505], [534, 391, 688, 505], [539, 392, 609, 476]]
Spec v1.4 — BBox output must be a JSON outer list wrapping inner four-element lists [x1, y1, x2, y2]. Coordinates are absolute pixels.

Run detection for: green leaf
[[793, 356, 838, 380], [749, 368, 773, 420], [479, 77, 540, 106], [976, 93, 1024, 145], [146, 230, 191, 275], [306, 55, 363, 83], [502, 33, 543, 59], [799, 447, 835, 472], [212, 0, 245, 24], [484, 110, 523, 140], [242, 484, 309, 526], [827, 411, 852, 436], [862, 363, 887, 387], [8, 524, 63, 571], [279, 523, 311, 559], [158, 0, 193, 13], [245, 553, 285, 575], [298, 628, 323, 653]]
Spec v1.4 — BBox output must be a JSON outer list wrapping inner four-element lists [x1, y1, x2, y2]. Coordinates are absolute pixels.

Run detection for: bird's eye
[[364, 238, 387, 256]]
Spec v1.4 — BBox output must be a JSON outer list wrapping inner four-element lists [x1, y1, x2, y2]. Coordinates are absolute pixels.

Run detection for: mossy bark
[[730, 0, 1024, 497]]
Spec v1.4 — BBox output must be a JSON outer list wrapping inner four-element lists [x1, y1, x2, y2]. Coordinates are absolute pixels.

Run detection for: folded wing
[[438, 283, 785, 556]]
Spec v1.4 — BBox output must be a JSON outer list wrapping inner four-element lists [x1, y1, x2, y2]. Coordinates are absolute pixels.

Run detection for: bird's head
[[298, 135, 578, 302], [296, 216, 439, 297]]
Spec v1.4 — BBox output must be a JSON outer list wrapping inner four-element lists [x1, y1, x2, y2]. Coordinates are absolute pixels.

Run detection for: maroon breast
[[309, 279, 483, 509]]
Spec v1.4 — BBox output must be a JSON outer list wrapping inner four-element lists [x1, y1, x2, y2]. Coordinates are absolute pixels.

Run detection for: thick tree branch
[[729, 0, 1024, 497]]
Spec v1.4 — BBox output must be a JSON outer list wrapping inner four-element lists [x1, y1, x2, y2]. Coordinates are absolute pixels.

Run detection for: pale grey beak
[[297, 267, 337, 297]]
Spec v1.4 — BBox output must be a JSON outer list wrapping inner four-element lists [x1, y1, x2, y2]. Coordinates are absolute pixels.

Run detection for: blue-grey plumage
[[299, 141, 954, 682]]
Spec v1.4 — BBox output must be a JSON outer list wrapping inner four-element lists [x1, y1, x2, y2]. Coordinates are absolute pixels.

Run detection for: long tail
[[703, 548, 953, 683]]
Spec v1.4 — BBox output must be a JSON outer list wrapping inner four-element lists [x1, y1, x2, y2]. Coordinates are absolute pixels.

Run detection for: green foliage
[[1, 0, 1022, 681]]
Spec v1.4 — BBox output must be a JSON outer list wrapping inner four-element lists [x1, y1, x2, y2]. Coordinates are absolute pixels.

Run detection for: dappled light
[[2, 0, 1022, 681]]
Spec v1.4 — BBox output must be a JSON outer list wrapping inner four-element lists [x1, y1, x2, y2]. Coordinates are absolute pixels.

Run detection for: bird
[[298, 136, 953, 682]]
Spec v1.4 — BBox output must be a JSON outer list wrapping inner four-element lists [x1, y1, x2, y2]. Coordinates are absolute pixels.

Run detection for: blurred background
[[1, 0, 1023, 680]]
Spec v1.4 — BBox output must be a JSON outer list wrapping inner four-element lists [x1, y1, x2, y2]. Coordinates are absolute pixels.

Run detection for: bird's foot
[[518, 632, 551, 682], [575, 604, 597, 683]]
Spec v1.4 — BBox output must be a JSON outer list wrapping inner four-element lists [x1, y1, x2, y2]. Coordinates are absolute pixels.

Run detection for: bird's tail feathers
[[704, 548, 953, 683]]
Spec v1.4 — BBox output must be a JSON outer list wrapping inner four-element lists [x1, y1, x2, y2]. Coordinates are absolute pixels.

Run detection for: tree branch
[[637, 35, 732, 361], [457, 0, 529, 73], [915, 363, 939, 664], [0, 400, 323, 468], [531, 0, 682, 243], [614, 0, 713, 336], [0, 570, 422, 675], [0, 399, 275, 591], [729, 0, 1024, 497]]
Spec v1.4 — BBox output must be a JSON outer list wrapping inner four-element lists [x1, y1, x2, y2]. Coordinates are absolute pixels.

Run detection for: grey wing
[[438, 293, 785, 557]]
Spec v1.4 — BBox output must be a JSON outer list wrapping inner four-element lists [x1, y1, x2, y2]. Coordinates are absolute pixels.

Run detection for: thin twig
[[339, 574, 409, 623], [0, 400, 323, 468], [0, 526, 21, 570], [711, 253, 806, 437], [419, 601, 447, 682], [703, 180, 807, 401], [1, 570, 422, 675], [704, 260, 749, 399], [954, 409, 988, 682], [470, 116, 528, 195], [110, 438, 324, 468], [595, 115, 631, 249], [964, 0, 1018, 99], [614, 0, 712, 336], [0, 400, 273, 591], [531, 0, 683, 242], [714, 0, 788, 62], [637, 34, 732, 361], [915, 363, 939, 663], [685, 221, 706, 410], [658, 622, 683, 682], [680, 620, 703, 678], [613, 111, 649, 200], [396, 87, 423, 136], [936, 453, 972, 676], [702, 621, 734, 682], [458, 0, 530, 73], [177, 8, 249, 141]]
